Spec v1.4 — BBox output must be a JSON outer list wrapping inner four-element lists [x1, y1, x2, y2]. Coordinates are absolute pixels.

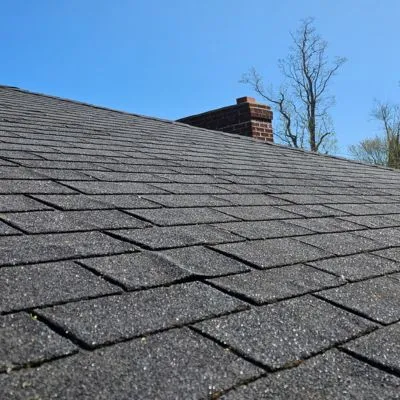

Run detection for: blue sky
[[1, 0, 399, 156]]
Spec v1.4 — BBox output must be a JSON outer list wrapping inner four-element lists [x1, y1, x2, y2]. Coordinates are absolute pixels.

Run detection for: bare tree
[[372, 102, 400, 168], [241, 18, 346, 153], [349, 102, 400, 169], [348, 136, 388, 166]]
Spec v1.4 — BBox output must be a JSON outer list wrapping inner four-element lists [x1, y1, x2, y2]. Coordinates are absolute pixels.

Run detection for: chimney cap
[[236, 96, 256, 104]]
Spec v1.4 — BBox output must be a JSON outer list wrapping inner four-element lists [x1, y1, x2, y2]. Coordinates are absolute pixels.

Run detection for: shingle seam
[[202, 276, 345, 307], [339, 346, 400, 378], [0, 217, 28, 234], [1, 289, 124, 316], [0, 248, 137, 270], [191, 319, 378, 373], [311, 293, 388, 325], [34, 304, 250, 351], [0, 314, 79, 373]]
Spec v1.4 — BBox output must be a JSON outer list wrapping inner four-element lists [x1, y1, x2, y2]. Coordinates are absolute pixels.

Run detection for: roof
[[1, 85, 400, 399]]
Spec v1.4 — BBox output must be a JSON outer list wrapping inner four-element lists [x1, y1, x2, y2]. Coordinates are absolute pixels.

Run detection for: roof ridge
[[0, 83, 397, 173]]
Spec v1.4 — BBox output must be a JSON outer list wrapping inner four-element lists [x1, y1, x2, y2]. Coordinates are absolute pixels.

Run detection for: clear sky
[[1, 0, 399, 157]]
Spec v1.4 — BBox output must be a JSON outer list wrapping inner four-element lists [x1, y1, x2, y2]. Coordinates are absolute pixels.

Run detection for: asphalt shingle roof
[[1, 85, 400, 399]]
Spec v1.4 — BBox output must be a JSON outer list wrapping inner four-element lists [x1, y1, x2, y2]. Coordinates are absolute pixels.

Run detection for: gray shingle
[[36, 282, 247, 347], [111, 224, 242, 249], [88, 194, 160, 208], [0, 210, 148, 233], [126, 207, 236, 226], [0, 220, 20, 235], [0, 194, 52, 212], [212, 205, 300, 221], [0, 231, 135, 266], [78, 252, 190, 290], [339, 214, 400, 228], [213, 193, 290, 206], [0, 261, 119, 312], [30, 194, 114, 210], [142, 194, 231, 207], [318, 276, 400, 324], [214, 220, 313, 240], [286, 217, 365, 233], [343, 322, 400, 375], [0, 180, 76, 194], [0, 313, 77, 372], [150, 182, 231, 194], [324, 203, 385, 215], [353, 227, 400, 246], [308, 253, 400, 281], [59, 181, 166, 194], [0, 328, 262, 400], [296, 232, 383, 255], [214, 238, 331, 269], [194, 296, 375, 370], [209, 264, 344, 304], [373, 247, 400, 262], [159, 246, 250, 276], [277, 204, 349, 217], [222, 350, 400, 399]]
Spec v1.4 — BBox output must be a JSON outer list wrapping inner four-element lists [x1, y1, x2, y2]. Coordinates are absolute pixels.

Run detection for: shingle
[[59, 181, 166, 194], [0, 194, 52, 212], [36, 282, 247, 347], [296, 232, 383, 255], [0, 220, 20, 235], [159, 246, 250, 277], [0, 180, 76, 194], [209, 264, 344, 304], [0, 166, 46, 179], [150, 182, 230, 194], [221, 350, 400, 399], [0, 261, 119, 312], [126, 207, 236, 226], [212, 205, 301, 221], [0, 210, 148, 233], [194, 296, 375, 370], [353, 227, 400, 246], [216, 183, 272, 193], [271, 193, 363, 204], [213, 193, 290, 206], [142, 194, 231, 207], [0, 313, 77, 372], [324, 203, 385, 215], [111, 225, 243, 250], [287, 217, 365, 233], [214, 220, 313, 240], [0, 328, 262, 400], [373, 247, 400, 262], [339, 214, 400, 228], [88, 194, 160, 208], [277, 204, 349, 218], [78, 252, 191, 290], [30, 194, 114, 210], [343, 322, 400, 375], [34, 168, 95, 181], [318, 276, 400, 324], [81, 171, 170, 182], [308, 253, 400, 281], [214, 238, 331, 269], [155, 173, 228, 184], [0, 231, 135, 266]]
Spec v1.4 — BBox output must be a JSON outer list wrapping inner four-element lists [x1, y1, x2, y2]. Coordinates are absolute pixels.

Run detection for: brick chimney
[[177, 97, 273, 142]]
